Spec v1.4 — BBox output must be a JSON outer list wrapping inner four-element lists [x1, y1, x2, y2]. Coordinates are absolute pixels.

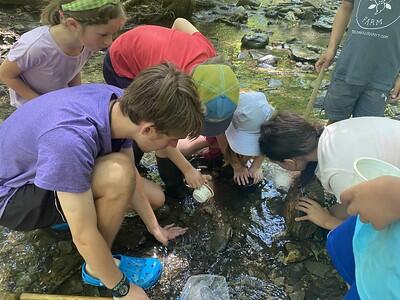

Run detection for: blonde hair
[[41, 0, 126, 26], [120, 63, 204, 139]]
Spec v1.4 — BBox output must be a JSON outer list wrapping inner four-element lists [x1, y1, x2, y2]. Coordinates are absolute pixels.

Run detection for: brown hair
[[41, 0, 126, 26], [222, 143, 249, 167], [120, 63, 204, 139], [259, 111, 324, 161]]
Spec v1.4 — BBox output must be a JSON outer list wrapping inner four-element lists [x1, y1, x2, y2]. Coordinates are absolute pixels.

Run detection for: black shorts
[[103, 50, 133, 89], [0, 185, 65, 231]]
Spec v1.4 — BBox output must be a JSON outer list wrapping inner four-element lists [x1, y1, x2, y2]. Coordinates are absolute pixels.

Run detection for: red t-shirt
[[109, 25, 217, 79]]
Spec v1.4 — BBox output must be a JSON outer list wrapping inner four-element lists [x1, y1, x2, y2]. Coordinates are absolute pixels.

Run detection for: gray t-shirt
[[333, 0, 400, 91], [7, 26, 92, 107]]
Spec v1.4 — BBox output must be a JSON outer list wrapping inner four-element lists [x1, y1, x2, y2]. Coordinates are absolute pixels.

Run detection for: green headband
[[61, 0, 120, 12]]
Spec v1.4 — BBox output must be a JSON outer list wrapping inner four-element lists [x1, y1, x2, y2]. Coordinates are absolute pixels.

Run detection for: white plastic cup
[[192, 183, 214, 203], [353, 157, 400, 185]]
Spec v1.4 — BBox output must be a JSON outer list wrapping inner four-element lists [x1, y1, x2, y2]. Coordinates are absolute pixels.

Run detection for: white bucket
[[353, 157, 400, 185]]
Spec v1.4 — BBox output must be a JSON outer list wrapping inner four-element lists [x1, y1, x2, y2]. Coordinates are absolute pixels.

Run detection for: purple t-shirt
[[7, 26, 92, 107], [0, 84, 132, 217]]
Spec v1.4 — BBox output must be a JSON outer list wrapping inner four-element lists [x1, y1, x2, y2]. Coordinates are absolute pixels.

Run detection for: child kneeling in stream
[[0, 63, 203, 300], [178, 91, 274, 186], [103, 17, 241, 198]]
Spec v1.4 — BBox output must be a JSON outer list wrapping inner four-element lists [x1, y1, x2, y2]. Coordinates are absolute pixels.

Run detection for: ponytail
[[41, 0, 62, 26]]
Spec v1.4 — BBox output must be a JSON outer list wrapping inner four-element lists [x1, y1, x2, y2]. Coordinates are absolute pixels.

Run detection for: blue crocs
[[82, 254, 162, 289]]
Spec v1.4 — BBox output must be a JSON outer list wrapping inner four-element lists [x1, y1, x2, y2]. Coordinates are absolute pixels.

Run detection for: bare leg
[[91, 153, 136, 248], [131, 177, 165, 210], [171, 18, 199, 34]]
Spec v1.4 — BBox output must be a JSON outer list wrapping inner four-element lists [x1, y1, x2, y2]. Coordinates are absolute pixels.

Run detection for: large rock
[[283, 177, 325, 240], [241, 32, 270, 49], [289, 45, 320, 63]]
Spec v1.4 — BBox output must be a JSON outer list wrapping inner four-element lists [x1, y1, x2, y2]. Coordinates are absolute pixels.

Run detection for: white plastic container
[[353, 157, 400, 184]]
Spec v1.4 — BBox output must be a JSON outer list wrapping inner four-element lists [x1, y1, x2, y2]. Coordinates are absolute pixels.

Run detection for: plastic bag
[[179, 275, 230, 300]]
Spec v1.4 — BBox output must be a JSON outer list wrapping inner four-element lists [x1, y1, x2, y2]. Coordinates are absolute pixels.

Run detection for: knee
[[101, 154, 136, 199], [151, 187, 165, 210]]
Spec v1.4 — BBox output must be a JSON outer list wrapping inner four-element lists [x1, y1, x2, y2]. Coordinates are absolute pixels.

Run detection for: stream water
[[0, 1, 347, 299]]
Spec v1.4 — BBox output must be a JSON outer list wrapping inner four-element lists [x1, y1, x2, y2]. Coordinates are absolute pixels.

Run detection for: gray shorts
[[323, 78, 389, 121]]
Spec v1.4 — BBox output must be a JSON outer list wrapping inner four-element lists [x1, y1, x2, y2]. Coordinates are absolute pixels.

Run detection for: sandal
[[82, 254, 162, 289]]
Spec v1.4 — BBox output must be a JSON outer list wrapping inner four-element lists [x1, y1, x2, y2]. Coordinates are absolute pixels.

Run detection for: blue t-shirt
[[0, 84, 131, 217], [353, 216, 400, 299], [334, 0, 400, 91]]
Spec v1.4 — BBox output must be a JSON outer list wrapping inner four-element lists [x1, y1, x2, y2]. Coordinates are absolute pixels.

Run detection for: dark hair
[[41, 0, 126, 26], [259, 111, 324, 161], [120, 63, 204, 139]]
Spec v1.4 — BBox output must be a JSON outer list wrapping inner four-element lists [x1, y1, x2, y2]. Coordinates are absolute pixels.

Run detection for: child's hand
[[150, 224, 188, 246], [248, 166, 263, 184], [295, 198, 337, 229], [233, 165, 250, 186], [183, 167, 205, 189], [340, 176, 400, 230], [390, 75, 400, 103], [315, 49, 335, 72]]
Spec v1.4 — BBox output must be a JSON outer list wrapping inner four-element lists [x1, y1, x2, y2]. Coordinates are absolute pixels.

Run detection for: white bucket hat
[[225, 91, 274, 156]]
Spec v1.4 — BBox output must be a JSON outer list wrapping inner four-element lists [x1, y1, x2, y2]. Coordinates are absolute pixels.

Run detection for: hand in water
[[295, 198, 334, 229], [248, 166, 263, 184], [151, 224, 188, 246]]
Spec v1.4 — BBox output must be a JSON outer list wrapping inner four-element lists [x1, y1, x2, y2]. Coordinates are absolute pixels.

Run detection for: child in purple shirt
[[0, 63, 204, 300], [0, 0, 126, 107]]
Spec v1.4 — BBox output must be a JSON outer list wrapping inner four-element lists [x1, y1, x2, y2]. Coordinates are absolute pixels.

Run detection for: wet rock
[[241, 32, 270, 49], [312, 16, 334, 32], [265, 9, 279, 19], [208, 224, 232, 253], [0, 229, 80, 293], [297, 7, 317, 21], [268, 79, 283, 89], [302, 0, 323, 9], [283, 178, 325, 240], [289, 289, 306, 300], [193, 0, 218, 9], [258, 54, 279, 66], [194, 4, 248, 26], [289, 46, 319, 63], [284, 11, 297, 22], [230, 275, 287, 299], [236, 0, 260, 8], [304, 261, 331, 278], [124, 0, 193, 24]]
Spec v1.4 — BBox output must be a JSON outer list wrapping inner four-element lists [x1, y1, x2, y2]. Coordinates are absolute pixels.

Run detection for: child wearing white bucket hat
[[178, 91, 274, 186], [224, 91, 274, 185]]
